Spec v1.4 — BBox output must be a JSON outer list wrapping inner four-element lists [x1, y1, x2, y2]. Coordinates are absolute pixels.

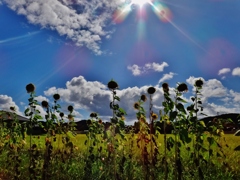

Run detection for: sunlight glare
[[131, 0, 150, 8]]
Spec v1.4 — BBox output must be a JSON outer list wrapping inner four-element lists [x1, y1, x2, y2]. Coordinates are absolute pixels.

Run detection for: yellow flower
[[133, 102, 140, 110], [151, 113, 158, 120]]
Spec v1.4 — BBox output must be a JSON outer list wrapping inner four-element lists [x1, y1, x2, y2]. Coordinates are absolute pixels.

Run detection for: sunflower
[[133, 102, 140, 110], [140, 94, 147, 102], [53, 93, 60, 101], [147, 86, 156, 95], [68, 114, 74, 121], [121, 116, 125, 121], [195, 79, 204, 88], [26, 83, 35, 93], [107, 80, 118, 90], [90, 112, 98, 118], [10, 106, 15, 111], [68, 105, 74, 112], [151, 113, 158, 120], [162, 83, 169, 93], [59, 112, 64, 118], [41, 101, 49, 108], [87, 119, 92, 125], [98, 119, 102, 124], [177, 83, 188, 92]]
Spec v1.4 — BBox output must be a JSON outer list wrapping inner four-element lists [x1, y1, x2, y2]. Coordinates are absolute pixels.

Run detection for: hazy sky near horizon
[[0, 0, 240, 124]]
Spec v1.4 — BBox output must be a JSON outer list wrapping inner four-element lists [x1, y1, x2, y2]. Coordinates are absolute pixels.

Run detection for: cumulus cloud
[[1, 0, 123, 54], [127, 62, 168, 76], [186, 76, 227, 101], [0, 95, 20, 113], [218, 68, 230, 75], [158, 72, 176, 84], [44, 76, 111, 115], [232, 67, 240, 76], [43, 76, 167, 123], [127, 64, 142, 76], [203, 103, 239, 117], [185, 76, 240, 116]]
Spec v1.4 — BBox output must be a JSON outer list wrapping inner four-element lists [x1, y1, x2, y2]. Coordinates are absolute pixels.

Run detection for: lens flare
[[131, 0, 151, 7], [112, 5, 131, 23], [152, 3, 172, 22]]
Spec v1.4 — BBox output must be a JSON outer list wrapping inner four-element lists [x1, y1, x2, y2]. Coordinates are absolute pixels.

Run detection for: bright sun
[[131, 0, 150, 7]]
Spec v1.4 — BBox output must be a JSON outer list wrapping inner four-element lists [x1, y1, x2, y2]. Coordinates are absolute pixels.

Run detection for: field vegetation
[[0, 79, 240, 180]]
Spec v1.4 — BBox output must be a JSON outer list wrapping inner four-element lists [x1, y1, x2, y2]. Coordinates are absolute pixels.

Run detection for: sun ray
[[149, 2, 208, 53]]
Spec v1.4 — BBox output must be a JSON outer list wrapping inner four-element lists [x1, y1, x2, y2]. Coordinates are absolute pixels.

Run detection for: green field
[[0, 132, 239, 180]]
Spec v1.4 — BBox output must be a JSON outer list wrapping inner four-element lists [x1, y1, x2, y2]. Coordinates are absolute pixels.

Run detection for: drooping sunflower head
[[140, 94, 147, 102], [10, 106, 15, 111], [177, 83, 188, 92], [162, 83, 169, 93], [68, 114, 74, 121], [151, 113, 158, 120], [133, 102, 140, 110]]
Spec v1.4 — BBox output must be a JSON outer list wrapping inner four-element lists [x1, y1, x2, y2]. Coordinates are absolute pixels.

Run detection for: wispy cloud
[[0, 0, 122, 54], [127, 62, 168, 76], [218, 68, 231, 75], [0, 31, 40, 44], [232, 67, 240, 76], [158, 72, 176, 83]]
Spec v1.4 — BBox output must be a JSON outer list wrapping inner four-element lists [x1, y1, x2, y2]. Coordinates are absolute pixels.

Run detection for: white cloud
[[1, 0, 123, 54], [218, 68, 230, 75], [186, 76, 227, 101], [185, 76, 240, 117], [2, 75, 240, 124], [158, 72, 176, 84], [232, 67, 240, 76], [0, 95, 20, 113], [127, 64, 142, 76], [44, 76, 111, 116], [127, 62, 168, 76], [203, 103, 239, 117], [43, 76, 166, 123], [229, 90, 240, 102], [145, 62, 169, 72], [35, 95, 49, 103]]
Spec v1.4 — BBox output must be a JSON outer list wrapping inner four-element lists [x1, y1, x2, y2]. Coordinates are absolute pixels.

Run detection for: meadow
[[0, 80, 240, 180]]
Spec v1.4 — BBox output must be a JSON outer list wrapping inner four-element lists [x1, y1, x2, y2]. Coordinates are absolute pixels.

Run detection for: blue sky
[[0, 0, 240, 124]]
